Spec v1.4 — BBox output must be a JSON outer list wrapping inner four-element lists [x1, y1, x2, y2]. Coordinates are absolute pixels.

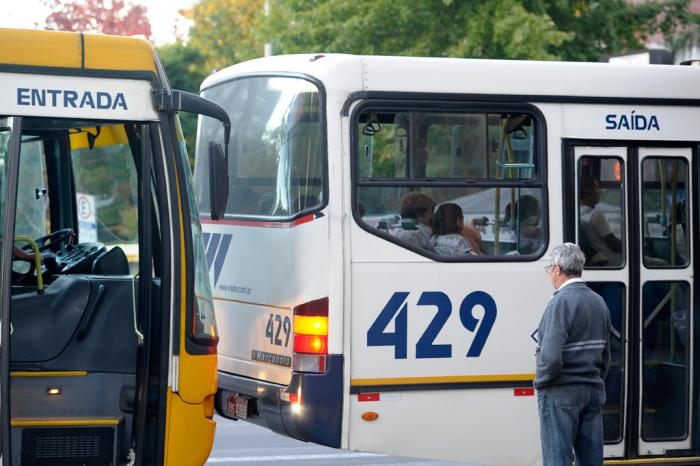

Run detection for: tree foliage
[[157, 42, 210, 160], [260, 0, 700, 61], [188, 0, 265, 71], [45, 0, 152, 38]]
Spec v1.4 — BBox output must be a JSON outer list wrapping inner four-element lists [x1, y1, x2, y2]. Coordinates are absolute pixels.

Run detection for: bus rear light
[[293, 353, 326, 373], [294, 334, 327, 354], [293, 316, 328, 335], [293, 298, 329, 373], [293, 297, 328, 317]]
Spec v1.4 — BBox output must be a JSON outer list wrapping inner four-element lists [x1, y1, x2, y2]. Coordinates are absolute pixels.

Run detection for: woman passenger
[[431, 203, 476, 256]]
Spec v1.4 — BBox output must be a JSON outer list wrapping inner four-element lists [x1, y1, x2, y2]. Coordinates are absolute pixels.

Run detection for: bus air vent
[[21, 426, 116, 466]]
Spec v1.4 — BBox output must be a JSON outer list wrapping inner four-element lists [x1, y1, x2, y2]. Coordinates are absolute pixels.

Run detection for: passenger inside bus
[[394, 192, 434, 251], [503, 194, 542, 254], [579, 176, 623, 266], [430, 203, 476, 256]]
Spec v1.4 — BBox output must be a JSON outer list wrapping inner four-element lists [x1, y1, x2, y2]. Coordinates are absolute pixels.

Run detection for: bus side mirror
[[209, 142, 229, 220]]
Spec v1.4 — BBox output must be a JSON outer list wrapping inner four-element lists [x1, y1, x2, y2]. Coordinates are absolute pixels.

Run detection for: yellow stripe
[[605, 457, 700, 465], [10, 371, 87, 377], [11, 417, 121, 427], [351, 374, 535, 386]]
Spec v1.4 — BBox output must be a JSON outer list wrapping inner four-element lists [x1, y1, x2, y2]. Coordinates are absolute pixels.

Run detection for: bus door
[[0, 117, 20, 465], [570, 144, 694, 459]]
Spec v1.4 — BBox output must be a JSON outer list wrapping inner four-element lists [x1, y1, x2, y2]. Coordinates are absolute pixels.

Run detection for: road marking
[[206, 452, 383, 463]]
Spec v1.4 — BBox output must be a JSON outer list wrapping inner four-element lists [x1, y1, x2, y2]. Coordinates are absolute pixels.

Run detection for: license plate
[[227, 394, 250, 419]]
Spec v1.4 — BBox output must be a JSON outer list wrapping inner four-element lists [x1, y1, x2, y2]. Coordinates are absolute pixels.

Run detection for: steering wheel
[[23, 228, 75, 253]]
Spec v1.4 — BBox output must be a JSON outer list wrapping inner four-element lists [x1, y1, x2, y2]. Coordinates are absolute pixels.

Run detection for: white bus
[[193, 54, 700, 466]]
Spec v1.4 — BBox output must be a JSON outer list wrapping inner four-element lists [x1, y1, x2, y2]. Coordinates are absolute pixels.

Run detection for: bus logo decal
[[203, 232, 232, 286]]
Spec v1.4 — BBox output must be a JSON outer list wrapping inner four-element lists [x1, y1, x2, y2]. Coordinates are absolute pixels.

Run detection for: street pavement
[[206, 415, 473, 466]]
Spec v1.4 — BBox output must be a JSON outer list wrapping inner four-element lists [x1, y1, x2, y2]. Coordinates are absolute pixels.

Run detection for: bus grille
[[21, 426, 115, 466]]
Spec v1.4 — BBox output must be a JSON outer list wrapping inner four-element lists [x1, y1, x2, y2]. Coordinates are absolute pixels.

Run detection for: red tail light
[[292, 297, 328, 373], [293, 334, 327, 354]]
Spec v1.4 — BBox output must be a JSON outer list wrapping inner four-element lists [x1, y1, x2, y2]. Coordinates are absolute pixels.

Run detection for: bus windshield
[[194, 76, 324, 220]]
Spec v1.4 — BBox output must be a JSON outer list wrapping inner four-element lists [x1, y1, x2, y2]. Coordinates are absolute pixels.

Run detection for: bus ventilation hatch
[[21, 426, 115, 466]]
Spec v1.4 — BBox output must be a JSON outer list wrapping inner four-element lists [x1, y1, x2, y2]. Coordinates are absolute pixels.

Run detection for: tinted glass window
[[355, 108, 543, 259], [641, 281, 690, 441], [15, 136, 50, 240], [176, 119, 217, 341], [578, 157, 625, 268], [641, 157, 688, 268], [195, 77, 324, 219], [71, 124, 140, 270]]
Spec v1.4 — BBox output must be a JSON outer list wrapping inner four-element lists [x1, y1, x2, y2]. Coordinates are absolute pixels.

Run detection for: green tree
[[264, 0, 570, 59], [188, 0, 266, 71], [157, 42, 210, 161], [525, 0, 700, 61], [261, 0, 699, 61]]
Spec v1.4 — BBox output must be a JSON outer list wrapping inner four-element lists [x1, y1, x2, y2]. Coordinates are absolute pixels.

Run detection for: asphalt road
[[206, 415, 473, 466]]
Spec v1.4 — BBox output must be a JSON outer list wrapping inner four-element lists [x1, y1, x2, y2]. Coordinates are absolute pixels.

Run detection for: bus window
[[355, 108, 544, 258], [577, 157, 625, 268], [13, 136, 50, 276], [71, 125, 139, 271], [176, 120, 217, 342], [195, 76, 324, 220], [641, 157, 688, 268], [15, 137, 49, 241], [642, 281, 690, 440]]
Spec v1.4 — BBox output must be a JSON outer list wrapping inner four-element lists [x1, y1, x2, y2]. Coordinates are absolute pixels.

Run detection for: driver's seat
[[92, 247, 130, 275]]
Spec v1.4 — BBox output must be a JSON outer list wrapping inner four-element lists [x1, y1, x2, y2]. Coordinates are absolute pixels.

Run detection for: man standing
[[536, 243, 611, 466]]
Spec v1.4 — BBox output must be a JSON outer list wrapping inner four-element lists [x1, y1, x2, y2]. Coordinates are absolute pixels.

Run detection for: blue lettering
[[46, 89, 61, 107], [619, 115, 630, 130], [112, 92, 127, 110], [64, 91, 78, 108], [17, 88, 30, 105], [79, 91, 95, 109], [649, 115, 660, 131], [31, 89, 45, 106], [606, 112, 660, 131], [605, 114, 616, 130], [96, 92, 111, 109]]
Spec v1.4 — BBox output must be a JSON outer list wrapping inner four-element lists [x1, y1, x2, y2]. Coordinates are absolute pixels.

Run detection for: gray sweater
[[534, 281, 611, 391]]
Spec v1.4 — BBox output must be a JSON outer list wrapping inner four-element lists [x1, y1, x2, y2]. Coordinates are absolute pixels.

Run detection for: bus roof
[[0, 28, 156, 73], [201, 53, 700, 102]]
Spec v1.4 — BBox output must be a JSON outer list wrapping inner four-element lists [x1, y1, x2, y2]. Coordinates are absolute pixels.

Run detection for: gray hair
[[548, 243, 586, 277]]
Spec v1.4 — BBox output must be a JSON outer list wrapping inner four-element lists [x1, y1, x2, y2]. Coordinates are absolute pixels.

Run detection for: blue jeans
[[537, 384, 605, 466]]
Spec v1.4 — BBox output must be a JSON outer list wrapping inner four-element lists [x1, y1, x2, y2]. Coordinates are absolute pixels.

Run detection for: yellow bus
[[0, 28, 230, 465]]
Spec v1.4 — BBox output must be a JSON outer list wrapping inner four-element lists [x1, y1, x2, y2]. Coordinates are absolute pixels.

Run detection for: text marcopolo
[[16, 88, 128, 110]]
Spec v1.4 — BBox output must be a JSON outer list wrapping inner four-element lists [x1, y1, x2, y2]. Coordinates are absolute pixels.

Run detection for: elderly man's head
[[545, 243, 586, 288]]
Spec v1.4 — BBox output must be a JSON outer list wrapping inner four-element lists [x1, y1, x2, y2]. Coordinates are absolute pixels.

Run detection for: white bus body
[[194, 54, 700, 465]]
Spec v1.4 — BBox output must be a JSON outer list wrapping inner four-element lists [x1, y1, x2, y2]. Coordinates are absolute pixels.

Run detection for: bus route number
[[366, 291, 496, 359], [265, 314, 291, 347]]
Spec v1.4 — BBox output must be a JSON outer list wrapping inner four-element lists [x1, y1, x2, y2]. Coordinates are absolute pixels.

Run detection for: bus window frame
[[197, 72, 329, 223], [349, 97, 549, 263]]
